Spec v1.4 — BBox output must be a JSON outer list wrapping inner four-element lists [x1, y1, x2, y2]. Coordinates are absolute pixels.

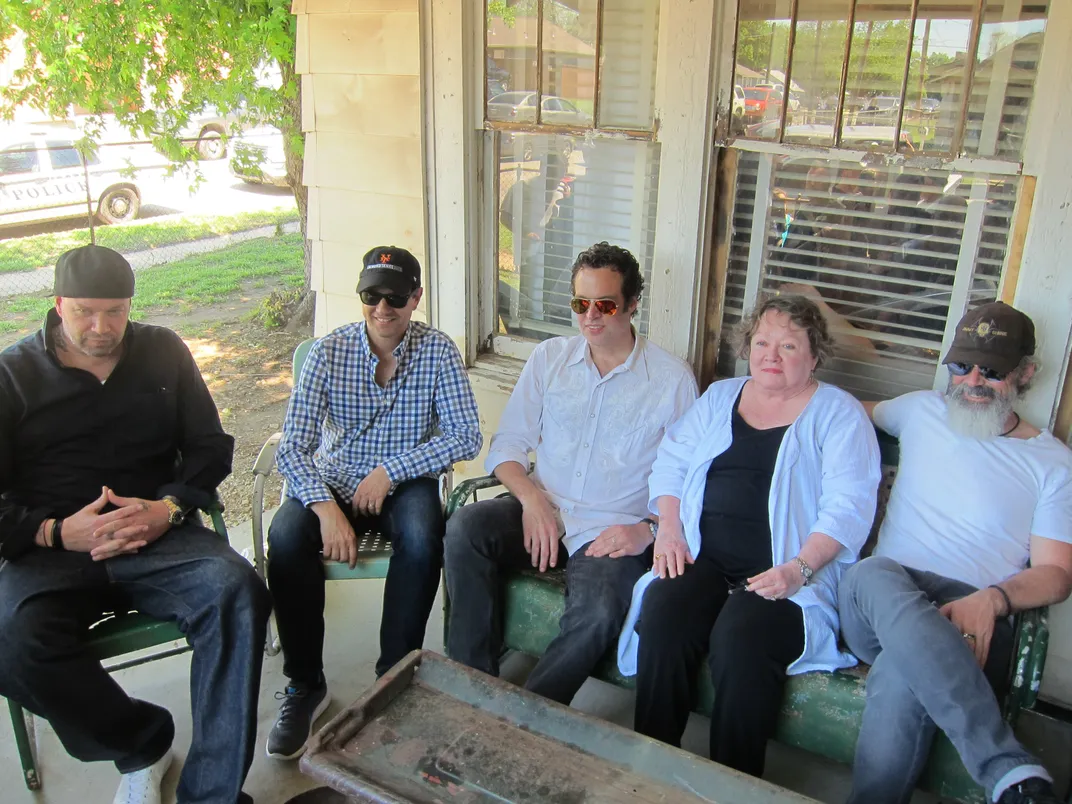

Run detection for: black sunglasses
[[947, 362, 1007, 382], [360, 289, 412, 309], [569, 297, 620, 316]]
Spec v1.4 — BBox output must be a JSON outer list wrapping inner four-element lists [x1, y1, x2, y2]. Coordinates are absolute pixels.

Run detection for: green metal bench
[[443, 433, 1049, 804], [5, 502, 230, 791]]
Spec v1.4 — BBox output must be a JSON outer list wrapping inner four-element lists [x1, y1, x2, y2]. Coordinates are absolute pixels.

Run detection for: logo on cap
[[963, 319, 1007, 343], [380, 253, 392, 264]]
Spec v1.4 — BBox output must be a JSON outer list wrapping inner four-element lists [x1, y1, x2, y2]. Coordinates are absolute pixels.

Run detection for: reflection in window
[[0, 143, 39, 176], [730, 0, 1048, 160], [718, 153, 1018, 398], [46, 141, 84, 169], [496, 134, 660, 341]]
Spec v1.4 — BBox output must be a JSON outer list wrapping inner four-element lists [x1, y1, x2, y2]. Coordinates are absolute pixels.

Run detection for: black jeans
[[635, 558, 804, 778], [444, 496, 652, 705], [267, 476, 444, 680], [0, 524, 270, 804]]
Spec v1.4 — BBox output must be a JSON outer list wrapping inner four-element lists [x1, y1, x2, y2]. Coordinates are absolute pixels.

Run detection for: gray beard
[[945, 378, 1017, 439]]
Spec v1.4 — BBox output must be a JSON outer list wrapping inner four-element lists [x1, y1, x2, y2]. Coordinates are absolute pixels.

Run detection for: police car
[[0, 131, 156, 229]]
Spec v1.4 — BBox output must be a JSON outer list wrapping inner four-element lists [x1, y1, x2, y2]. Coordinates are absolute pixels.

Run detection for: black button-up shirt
[[0, 310, 234, 560]]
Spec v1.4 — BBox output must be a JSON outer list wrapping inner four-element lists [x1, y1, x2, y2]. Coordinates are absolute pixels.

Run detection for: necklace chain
[[1000, 412, 1021, 438]]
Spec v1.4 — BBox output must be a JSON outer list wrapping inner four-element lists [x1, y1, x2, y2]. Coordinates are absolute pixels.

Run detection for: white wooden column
[[1009, 1, 1072, 705], [646, 0, 719, 363], [423, 0, 479, 362]]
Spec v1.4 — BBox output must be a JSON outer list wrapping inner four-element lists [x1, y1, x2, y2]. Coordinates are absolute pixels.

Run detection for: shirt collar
[[565, 329, 648, 381], [358, 320, 415, 362]]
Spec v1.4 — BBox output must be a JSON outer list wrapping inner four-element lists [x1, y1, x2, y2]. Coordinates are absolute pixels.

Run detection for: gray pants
[[839, 556, 1049, 804], [444, 496, 651, 705]]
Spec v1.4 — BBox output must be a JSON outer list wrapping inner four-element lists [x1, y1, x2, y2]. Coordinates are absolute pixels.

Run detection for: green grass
[[0, 233, 304, 335], [0, 207, 299, 275]]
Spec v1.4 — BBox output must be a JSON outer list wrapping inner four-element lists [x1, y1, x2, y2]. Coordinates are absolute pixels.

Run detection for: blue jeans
[[444, 496, 652, 705], [840, 556, 1049, 804], [267, 476, 445, 680], [0, 524, 270, 804]]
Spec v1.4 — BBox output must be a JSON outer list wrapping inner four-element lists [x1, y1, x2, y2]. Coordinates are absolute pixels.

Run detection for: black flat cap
[[54, 244, 135, 299]]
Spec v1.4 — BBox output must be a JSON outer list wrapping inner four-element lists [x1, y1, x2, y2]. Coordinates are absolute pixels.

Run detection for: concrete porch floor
[[1, 517, 1067, 803]]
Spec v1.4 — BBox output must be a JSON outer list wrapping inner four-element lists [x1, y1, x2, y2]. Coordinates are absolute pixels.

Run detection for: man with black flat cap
[[0, 244, 271, 804], [265, 245, 481, 761], [841, 301, 1072, 804]]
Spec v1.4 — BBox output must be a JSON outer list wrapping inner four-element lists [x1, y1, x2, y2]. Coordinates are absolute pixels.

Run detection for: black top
[[698, 393, 789, 581], [0, 310, 234, 560]]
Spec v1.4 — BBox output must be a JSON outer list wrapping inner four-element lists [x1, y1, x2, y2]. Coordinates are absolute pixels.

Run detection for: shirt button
[[589, 413, 595, 418], [583, 443, 589, 448], [575, 471, 581, 477]]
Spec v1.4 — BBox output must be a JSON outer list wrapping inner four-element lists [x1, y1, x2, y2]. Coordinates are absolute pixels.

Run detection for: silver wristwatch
[[641, 517, 658, 541], [794, 556, 814, 586]]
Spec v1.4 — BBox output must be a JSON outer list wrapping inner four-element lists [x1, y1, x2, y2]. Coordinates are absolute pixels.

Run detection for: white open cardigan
[[616, 376, 881, 677]]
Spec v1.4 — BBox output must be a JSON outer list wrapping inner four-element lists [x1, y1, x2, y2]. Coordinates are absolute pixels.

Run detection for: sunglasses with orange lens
[[569, 297, 619, 316]]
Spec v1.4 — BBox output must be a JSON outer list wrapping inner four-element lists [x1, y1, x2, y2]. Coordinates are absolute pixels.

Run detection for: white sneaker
[[113, 750, 173, 804]]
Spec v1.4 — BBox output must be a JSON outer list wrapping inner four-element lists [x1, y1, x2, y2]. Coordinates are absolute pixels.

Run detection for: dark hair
[[570, 241, 644, 312], [734, 294, 834, 369]]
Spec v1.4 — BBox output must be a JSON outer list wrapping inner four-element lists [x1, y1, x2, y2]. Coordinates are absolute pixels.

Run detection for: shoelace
[[274, 686, 310, 724]]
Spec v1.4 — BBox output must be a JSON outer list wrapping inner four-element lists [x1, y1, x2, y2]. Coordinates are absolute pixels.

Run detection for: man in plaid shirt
[[265, 246, 481, 760]]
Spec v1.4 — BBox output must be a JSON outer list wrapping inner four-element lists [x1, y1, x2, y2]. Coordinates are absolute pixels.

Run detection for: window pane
[[901, 0, 977, 155], [840, 3, 913, 148], [782, 2, 852, 147], [718, 153, 1018, 399], [598, 0, 660, 129], [962, 0, 1049, 159], [541, 1, 597, 127], [497, 133, 660, 341], [46, 141, 83, 169], [0, 143, 39, 175], [486, 8, 538, 121], [734, 0, 793, 141]]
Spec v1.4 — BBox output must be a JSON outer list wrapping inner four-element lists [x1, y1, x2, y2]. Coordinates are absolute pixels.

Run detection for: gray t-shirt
[[873, 390, 1072, 589]]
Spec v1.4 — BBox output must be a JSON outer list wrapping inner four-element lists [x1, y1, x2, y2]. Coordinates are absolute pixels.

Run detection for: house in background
[[292, 0, 1072, 708]]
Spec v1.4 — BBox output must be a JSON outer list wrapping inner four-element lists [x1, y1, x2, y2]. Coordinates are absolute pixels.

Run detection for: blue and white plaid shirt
[[276, 320, 482, 507]]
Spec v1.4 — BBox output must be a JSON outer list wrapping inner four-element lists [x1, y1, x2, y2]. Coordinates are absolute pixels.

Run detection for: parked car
[[229, 125, 288, 187], [0, 130, 158, 228], [486, 92, 592, 127], [743, 87, 783, 122], [732, 84, 746, 129]]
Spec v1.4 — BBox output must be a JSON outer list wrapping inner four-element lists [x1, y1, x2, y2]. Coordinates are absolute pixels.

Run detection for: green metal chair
[[6, 502, 230, 791], [249, 338, 451, 655]]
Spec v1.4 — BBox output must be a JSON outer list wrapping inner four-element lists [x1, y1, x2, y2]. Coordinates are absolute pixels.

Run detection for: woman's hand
[[747, 561, 805, 600], [652, 517, 693, 579]]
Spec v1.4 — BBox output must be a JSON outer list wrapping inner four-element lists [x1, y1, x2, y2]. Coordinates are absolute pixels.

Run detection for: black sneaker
[[998, 777, 1062, 804], [265, 682, 330, 760]]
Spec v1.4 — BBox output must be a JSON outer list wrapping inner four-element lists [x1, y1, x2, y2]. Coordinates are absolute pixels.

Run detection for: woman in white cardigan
[[617, 295, 880, 777]]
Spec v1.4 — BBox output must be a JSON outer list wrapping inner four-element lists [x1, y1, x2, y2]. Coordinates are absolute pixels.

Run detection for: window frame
[[710, 0, 1042, 393]]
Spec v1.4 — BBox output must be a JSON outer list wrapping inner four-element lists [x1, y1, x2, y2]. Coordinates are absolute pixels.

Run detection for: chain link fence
[[0, 135, 297, 299]]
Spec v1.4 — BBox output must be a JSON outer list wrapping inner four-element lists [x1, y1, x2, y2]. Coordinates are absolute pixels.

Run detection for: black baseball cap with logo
[[356, 246, 422, 297], [942, 301, 1036, 377]]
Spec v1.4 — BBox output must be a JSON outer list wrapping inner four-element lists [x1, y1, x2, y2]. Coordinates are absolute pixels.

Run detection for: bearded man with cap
[[0, 245, 271, 804], [839, 301, 1072, 804], [265, 245, 481, 760]]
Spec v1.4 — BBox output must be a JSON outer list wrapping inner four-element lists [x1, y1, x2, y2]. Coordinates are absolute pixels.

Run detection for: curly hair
[[570, 241, 645, 311], [733, 294, 834, 369]]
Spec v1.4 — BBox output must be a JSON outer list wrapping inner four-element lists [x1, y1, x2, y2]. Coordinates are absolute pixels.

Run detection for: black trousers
[[444, 496, 652, 705], [267, 477, 445, 680], [634, 557, 804, 777]]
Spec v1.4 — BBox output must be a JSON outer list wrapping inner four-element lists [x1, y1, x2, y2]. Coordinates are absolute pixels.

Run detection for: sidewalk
[[0, 221, 300, 298]]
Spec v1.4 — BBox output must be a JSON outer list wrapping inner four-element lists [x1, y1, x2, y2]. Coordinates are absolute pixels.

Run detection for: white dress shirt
[[485, 333, 698, 556]]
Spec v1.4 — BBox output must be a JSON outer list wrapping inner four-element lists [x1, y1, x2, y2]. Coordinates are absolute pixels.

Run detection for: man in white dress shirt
[[444, 242, 698, 704]]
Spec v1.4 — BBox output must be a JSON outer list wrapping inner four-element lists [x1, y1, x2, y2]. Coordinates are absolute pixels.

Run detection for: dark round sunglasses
[[360, 289, 412, 309], [569, 297, 619, 316], [947, 361, 1007, 382]]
